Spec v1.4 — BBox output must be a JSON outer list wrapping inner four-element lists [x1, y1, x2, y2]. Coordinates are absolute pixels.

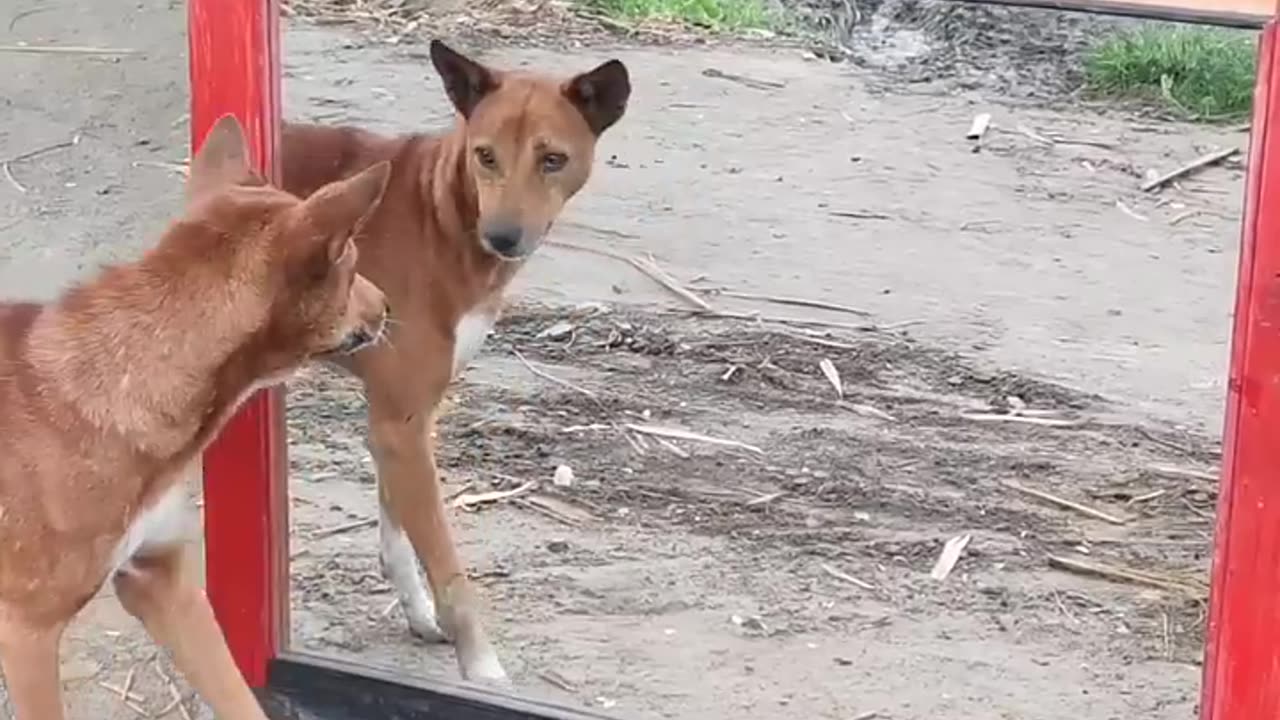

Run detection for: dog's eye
[[541, 152, 568, 173], [474, 146, 498, 169]]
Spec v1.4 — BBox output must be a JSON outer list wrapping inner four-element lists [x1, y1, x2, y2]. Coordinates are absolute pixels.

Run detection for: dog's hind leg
[[114, 545, 269, 720], [378, 486, 449, 643], [0, 620, 66, 720]]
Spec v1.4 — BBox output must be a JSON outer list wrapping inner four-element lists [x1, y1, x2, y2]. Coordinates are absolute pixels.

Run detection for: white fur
[[379, 504, 447, 642], [451, 309, 495, 380], [107, 483, 194, 576], [105, 370, 295, 579]]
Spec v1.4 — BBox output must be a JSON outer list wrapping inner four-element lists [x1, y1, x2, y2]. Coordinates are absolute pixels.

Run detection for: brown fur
[[0, 115, 392, 720], [281, 40, 630, 681]]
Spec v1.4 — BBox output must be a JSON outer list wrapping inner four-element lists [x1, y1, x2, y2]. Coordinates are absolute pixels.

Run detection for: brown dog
[[281, 40, 630, 682], [0, 115, 391, 720]]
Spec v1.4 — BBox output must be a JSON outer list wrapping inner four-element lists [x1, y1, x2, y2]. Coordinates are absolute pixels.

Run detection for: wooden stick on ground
[[1047, 555, 1206, 597], [1141, 147, 1239, 192], [697, 289, 871, 317], [1005, 480, 1127, 525], [0, 44, 141, 55]]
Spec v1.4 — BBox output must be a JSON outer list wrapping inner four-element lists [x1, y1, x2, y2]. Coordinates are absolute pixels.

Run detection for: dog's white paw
[[404, 607, 451, 644], [460, 651, 509, 686]]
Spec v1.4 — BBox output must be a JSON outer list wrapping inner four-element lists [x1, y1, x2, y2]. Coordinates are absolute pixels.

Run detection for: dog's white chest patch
[[452, 309, 496, 379], [107, 483, 195, 576]]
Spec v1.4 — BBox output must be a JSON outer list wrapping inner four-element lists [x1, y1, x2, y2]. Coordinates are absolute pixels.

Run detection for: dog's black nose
[[483, 225, 523, 256]]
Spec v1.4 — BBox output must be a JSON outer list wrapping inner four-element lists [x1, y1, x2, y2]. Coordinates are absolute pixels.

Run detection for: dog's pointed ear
[[563, 59, 631, 136], [300, 161, 392, 264], [429, 40, 498, 119], [187, 114, 253, 202]]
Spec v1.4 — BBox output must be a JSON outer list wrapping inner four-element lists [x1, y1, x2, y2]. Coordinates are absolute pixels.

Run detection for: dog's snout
[[482, 224, 523, 257]]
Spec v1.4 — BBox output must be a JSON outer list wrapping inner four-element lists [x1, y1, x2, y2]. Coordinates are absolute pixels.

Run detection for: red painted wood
[[1202, 19, 1280, 720], [188, 0, 287, 689]]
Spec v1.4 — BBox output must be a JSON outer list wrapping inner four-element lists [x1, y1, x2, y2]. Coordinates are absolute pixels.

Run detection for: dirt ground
[[0, 0, 1254, 718]]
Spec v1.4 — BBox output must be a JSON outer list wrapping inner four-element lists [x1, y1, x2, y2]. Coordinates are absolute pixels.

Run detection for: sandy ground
[[0, 0, 1249, 718]]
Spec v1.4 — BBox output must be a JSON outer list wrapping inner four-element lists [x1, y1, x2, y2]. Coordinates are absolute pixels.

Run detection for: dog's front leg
[[113, 545, 269, 720], [0, 619, 66, 720], [368, 399, 507, 684]]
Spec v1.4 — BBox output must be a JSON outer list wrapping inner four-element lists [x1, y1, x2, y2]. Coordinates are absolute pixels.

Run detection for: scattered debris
[[745, 490, 786, 507], [960, 411, 1083, 428], [545, 239, 712, 311], [1115, 199, 1149, 222], [1004, 480, 1128, 525], [702, 67, 785, 90], [0, 44, 141, 55], [624, 423, 764, 455], [538, 670, 579, 693], [450, 481, 537, 510], [631, 254, 712, 310], [1047, 555, 1207, 598], [930, 533, 972, 581], [516, 494, 597, 526], [536, 320, 576, 341], [1148, 463, 1218, 484], [695, 288, 871, 317], [553, 464, 575, 488], [311, 516, 377, 538], [838, 400, 895, 422], [731, 614, 769, 633], [819, 358, 843, 399], [828, 210, 892, 221], [512, 349, 598, 400], [1141, 147, 1239, 192], [966, 113, 992, 141], [822, 562, 876, 590]]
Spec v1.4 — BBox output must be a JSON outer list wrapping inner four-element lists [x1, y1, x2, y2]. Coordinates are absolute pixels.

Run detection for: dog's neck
[[25, 255, 268, 461]]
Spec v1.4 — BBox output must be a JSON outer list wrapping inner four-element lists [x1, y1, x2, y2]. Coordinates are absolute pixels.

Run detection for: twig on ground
[[132, 160, 189, 177], [1115, 199, 1148, 222], [97, 681, 145, 705], [1142, 147, 1239, 192], [838, 400, 896, 422], [695, 289, 871, 317], [624, 423, 764, 455], [822, 562, 876, 590], [513, 497, 583, 527], [930, 534, 972, 580], [545, 239, 711, 310], [819, 358, 844, 399], [701, 67, 785, 90], [783, 331, 859, 350], [1136, 427, 1203, 457], [1148, 463, 1218, 484], [450, 481, 537, 510], [828, 210, 892, 220], [1004, 480, 1128, 525], [631, 255, 712, 310], [2, 135, 81, 165], [311, 516, 376, 538], [960, 412, 1084, 428], [2, 163, 27, 193], [1128, 489, 1168, 504], [1047, 555, 1206, 597], [683, 308, 918, 334], [655, 437, 690, 458], [745, 491, 786, 507], [0, 44, 141, 55], [153, 658, 193, 720], [512, 348, 598, 400]]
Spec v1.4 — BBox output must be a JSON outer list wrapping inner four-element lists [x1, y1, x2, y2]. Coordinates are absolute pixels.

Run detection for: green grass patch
[[580, 0, 773, 30], [1084, 27, 1258, 121]]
